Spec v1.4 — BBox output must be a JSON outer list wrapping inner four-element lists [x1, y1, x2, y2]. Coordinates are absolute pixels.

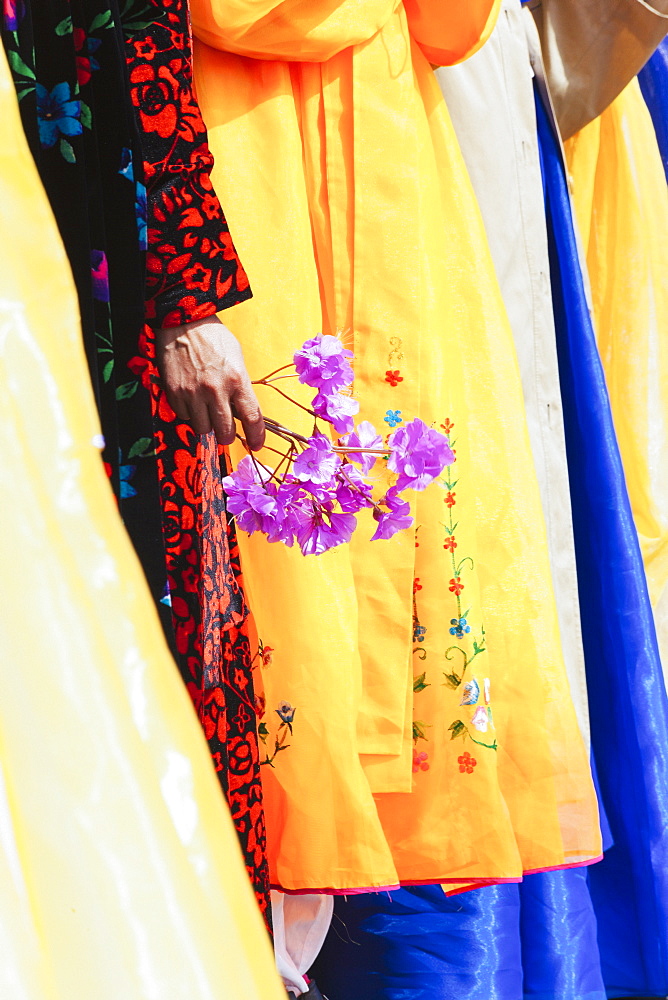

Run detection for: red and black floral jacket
[[126, 0, 251, 329]]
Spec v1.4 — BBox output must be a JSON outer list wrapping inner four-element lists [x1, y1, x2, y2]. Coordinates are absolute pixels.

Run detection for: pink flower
[[371, 489, 414, 541], [334, 466, 374, 513], [312, 389, 359, 433], [293, 433, 340, 484], [387, 418, 454, 491], [4, 0, 22, 30], [471, 706, 489, 732], [412, 749, 430, 773], [296, 508, 357, 556], [91, 249, 110, 303], [340, 420, 383, 474], [294, 334, 354, 392], [222, 457, 280, 536]]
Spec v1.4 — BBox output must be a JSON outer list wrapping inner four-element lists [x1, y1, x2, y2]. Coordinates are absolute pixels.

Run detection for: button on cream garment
[[436, 0, 590, 747]]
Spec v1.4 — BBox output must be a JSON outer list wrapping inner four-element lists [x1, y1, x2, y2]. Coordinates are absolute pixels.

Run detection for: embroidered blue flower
[[119, 150, 148, 250], [460, 678, 480, 706], [135, 181, 148, 251], [449, 616, 471, 638], [275, 700, 296, 726], [36, 82, 82, 148], [118, 450, 137, 499], [384, 409, 403, 428], [119, 147, 135, 181], [413, 623, 427, 643]]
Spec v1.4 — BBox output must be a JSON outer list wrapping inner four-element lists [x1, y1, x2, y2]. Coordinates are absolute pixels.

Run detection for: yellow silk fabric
[[566, 79, 668, 674], [192, 0, 601, 891], [193, 0, 498, 64], [0, 47, 283, 1000]]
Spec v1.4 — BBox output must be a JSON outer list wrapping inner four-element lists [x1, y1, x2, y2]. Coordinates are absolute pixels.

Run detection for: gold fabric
[[192, 0, 601, 892], [566, 78, 668, 675], [0, 45, 283, 1000]]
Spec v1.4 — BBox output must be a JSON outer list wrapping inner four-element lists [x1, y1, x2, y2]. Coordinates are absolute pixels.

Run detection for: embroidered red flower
[[385, 369, 403, 386], [261, 646, 274, 666], [443, 536, 457, 552], [133, 36, 158, 61], [227, 735, 254, 778], [412, 749, 430, 773], [449, 576, 464, 595], [182, 262, 212, 292], [129, 62, 180, 138], [73, 28, 93, 87], [444, 491, 456, 507], [441, 418, 454, 434], [458, 751, 477, 774], [413, 577, 422, 593]]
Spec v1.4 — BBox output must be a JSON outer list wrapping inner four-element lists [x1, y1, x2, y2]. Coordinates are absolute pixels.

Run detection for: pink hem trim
[[270, 854, 604, 897], [271, 883, 401, 896], [522, 854, 603, 877]]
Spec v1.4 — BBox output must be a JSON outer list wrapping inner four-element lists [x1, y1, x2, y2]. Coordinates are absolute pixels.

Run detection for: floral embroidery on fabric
[[458, 751, 477, 774], [258, 699, 295, 768], [384, 409, 402, 427], [413, 749, 429, 773], [407, 416, 496, 772], [252, 639, 296, 769], [438, 420, 497, 757], [385, 369, 403, 386], [36, 81, 82, 153], [387, 335, 404, 367]]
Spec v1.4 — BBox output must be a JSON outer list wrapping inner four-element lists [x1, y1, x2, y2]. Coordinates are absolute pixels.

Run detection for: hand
[[155, 316, 265, 451]]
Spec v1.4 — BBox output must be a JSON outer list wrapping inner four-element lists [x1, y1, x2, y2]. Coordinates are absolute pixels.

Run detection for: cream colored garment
[[271, 892, 334, 996], [0, 45, 283, 1000], [436, 0, 590, 748], [530, 0, 668, 139]]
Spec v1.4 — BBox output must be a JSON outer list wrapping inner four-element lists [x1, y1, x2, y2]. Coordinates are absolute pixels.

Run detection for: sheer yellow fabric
[[0, 46, 283, 1000], [566, 79, 668, 674], [192, 0, 601, 891]]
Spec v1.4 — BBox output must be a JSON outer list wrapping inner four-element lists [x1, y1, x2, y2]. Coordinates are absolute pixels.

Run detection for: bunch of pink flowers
[[223, 335, 454, 556]]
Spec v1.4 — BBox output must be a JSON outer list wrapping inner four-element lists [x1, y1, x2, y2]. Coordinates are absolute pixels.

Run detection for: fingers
[[162, 387, 191, 425], [188, 396, 214, 437], [233, 383, 266, 452], [208, 397, 237, 447], [154, 318, 266, 448]]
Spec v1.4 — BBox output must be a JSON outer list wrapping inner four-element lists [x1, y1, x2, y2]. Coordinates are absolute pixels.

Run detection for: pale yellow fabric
[[192, 0, 601, 892], [0, 46, 283, 1000], [566, 79, 668, 676]]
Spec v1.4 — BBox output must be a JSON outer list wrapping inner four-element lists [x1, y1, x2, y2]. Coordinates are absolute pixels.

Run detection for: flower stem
[[264, 417, 311, 444], [257, 380, 317, 417], [252, 362, 294, 382]]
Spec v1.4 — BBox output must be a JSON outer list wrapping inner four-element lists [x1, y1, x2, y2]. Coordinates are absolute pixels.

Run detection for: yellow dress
[[192, 0, 601, 892], [0, 44, 283, 1000], [566, 79, 668, 675]]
